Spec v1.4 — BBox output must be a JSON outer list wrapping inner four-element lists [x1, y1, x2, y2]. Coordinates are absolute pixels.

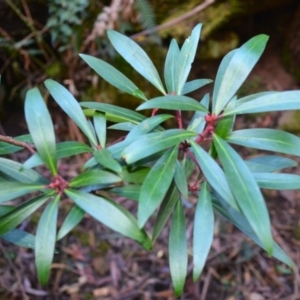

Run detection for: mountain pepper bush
[[0, 24, 300, 295]]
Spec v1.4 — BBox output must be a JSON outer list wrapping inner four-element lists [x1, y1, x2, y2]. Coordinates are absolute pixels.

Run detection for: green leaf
[[126, 114, 172, 142], [44, 79, 97, 146], [246, 155, 297, 173], [138, 146, 178, 228], [0, 182, 45, 204], [190, 141, 239, 211], [152, 183, 179, 241], [224, 91, 300, 116], [182, 79, 213, 95], [0, 229, 35, 249], [213, 35, 268, 115], [23, 141, 91, 169], [81, 102, 146, 124], [93, 149, 123, 173], [174, 160, 188, 198], [175, 24, 202, 95], [0, 194, 50, 235], [107, 30, 166, 94], [35, 195, 60, 285], [122, 129, 196, 164], [164, 39, 180, 93], [0, 205, 14, 216], [109, 185, 141, 201], [65, 189, 152, 250], [228, 129, 300, 156], [121, 167, 150, 183], [193, 182, 214, 281], [213, 194, 294, 268], [94, 113, 106, 148], [0, 157, 47, 184], [213, 134, 273, 254], [109, 122, 136, 131], [69, 169, 121, 188], [253, 173, 300, 190], [136, 95, 208, 112], [0, 134, 32, 155], [79, 54, 147, 101], [57, 205, 85, 241], [169, 200, 187, 296], [25, 88, 57, 175]]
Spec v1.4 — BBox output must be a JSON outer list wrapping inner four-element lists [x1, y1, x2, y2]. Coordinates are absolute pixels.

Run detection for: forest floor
[[1, 39, 300, 300]]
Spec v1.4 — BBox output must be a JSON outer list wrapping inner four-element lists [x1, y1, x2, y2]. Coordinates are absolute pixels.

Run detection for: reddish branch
[[0, 134, 36, 154]]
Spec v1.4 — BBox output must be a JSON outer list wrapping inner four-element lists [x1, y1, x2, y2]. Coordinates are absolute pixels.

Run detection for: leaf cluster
[[1, 24, 299, 295]]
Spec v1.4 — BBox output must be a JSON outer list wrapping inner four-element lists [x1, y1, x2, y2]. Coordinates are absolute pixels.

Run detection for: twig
[[0, 135, 36, 154], [130, 0, 215, 40]]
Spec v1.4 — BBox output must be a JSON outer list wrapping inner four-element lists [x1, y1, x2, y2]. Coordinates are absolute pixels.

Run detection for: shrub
[[0, 24, 299, 295]]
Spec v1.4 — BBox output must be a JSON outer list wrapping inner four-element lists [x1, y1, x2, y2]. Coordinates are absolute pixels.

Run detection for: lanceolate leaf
[[109, 122, 136, 131], [35, 195, 60, 285], [213, 134, 273, 254], [79, 54, 147, 101], [94, 113, 107, 148], [0, 182, 45, 204], [182, 79, 213, 95], [190, 141, 239, 211], [246, 155, 297, 173], [122, 129, 196, 164], [136, 95, 208, 112], [25, 88, 57, 175], [164, 39, 180, 93], [93, 149, 122, 173], [69, 169, 121, 188], [23, 141, 92, 169], [0, 157, 47, 184], [193, 182, 214, 282], [44, 79, 97, 146], [175, 24, 202, 95], [65, 189, 152, 250], [213, 194, 294, 268], [253, 173, 300, 190], [81, 102, 146, 124], [57, 205, 85, 241], [213, 35, 268, 115], [138, 146, 178, 228], [0, 229, 35, 249], [174, 161, 188, 198], [107, 30, 166, 94], [121, 167, 150, 183], [169, 200, 187, 296], [152, 183, 179, 241], [126, 114, 172, 142], [224, 91, 300, 116], [0, 194, 51, 235], [227, 129, 300, 156]]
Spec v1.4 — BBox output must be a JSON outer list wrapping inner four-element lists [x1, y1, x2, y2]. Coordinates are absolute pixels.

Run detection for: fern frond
[[134, 0, 156, 30]]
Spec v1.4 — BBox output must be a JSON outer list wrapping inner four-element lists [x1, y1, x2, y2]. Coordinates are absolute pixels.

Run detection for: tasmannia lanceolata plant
[[1, 24, 300, 295]]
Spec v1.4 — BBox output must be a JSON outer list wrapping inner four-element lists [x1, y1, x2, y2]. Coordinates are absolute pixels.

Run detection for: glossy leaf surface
[[107, 30, 166, 94], [182, 79, 213, 95], [254, 173, 300, 190], [25, 88, 57, 175], [93, 149, 122, 173], [193, 182, 214, 281], [94, 113, 107, 148], [228, 129, 300, 156], [79, 54, 147, 101], [136, 95, 208, 112], [213, 134, 273, 254], [213, 35, 268, 115], [169, 200, 187, 296], [138, 146, 178, 228], [65, 189, 152, 250], [122, 129, 196, 164], [35, 195, 60, 285], [0, 229, 35, 249], [44, 79, 97, 146]]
